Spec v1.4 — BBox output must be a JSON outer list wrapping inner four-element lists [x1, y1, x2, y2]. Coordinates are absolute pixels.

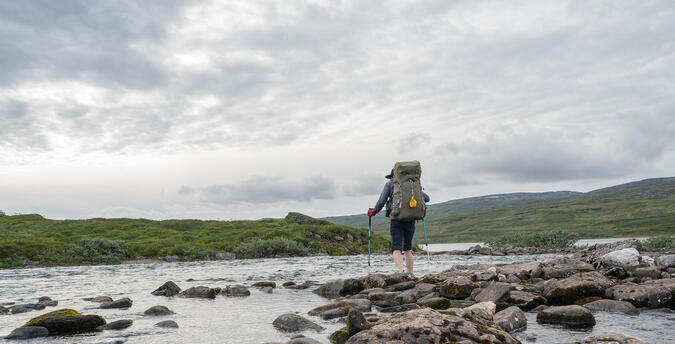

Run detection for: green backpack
[[390, 160, 426, 221]]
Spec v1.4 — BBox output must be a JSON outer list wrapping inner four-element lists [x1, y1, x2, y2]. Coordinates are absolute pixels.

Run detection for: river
[[1, 252, 673, 343]]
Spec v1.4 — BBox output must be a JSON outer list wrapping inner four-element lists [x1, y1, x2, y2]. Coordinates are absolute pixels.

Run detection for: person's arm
[[371, 181, 392, 216], [423, 191, 430, 203]]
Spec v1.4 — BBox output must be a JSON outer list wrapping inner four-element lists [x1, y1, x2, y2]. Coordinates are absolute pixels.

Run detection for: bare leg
[[404, 250, 414, 274], [392, 250, 404, 273]]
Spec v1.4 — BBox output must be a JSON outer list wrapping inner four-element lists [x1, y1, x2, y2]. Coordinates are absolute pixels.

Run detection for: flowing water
[[1, 253, 673, 344]]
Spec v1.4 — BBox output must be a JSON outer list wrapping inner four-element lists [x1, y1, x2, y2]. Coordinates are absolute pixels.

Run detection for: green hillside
[[0, 214, 390, 268], [325, 177, 675, 243]]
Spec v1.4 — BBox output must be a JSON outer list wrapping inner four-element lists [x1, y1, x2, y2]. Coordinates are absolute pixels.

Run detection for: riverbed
[[1, 253, 673, 343]]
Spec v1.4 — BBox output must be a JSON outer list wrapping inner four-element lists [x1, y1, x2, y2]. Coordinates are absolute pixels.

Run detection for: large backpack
[[390, 160, 426, 221]]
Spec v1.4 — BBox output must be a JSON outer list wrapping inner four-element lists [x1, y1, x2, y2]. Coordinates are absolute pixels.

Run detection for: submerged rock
[[144, 305, 174, 316], [22, 308, 106, 333], [84, 296, 113, 303], [313, 279, 365, 297], [345, 308, 519, 344], [151, 281, 181, 297], [155, 320, 179, 328], [99, 297, 133, 309], [99, 319, 133, 330], [536, 305, 595, 327], [179, 286, 220, 299], [223, 285, 251, 297], [273, 314, 324, 332], [6, 326, 49, 340], [252, 281, 277, 288], [567, 332, 647, 344]]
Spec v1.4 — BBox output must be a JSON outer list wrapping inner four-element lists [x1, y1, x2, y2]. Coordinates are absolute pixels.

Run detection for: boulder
[[368, 291, 401, 307], [345, 308, 519, 344], [313, 279, 365, 297], [438, 276, 481, 299], [605, 283, 672, 308], [223, 285, 251, 297], [272, 314, 324, 332], [541, 257, 594, 279], [508, 290, 547, 311], [329, 328, 350, 344], [378, 303, 420, 313], [601, 248, 641, 268], [464, 301, 496, 322], [22, 309, 106, 333], [346, 308, 371, 336], [605, 267, 629, 279], [394, 283, 435, 304], [288, 337, 322, 344], [144, 305, 174, 316], [657, 254, 675, 268], [99, 319, 133, 330], [497, 262, 542, 280], [385, 281, 415, 292], [383, 273, 413, 287], [151, 281, 181, 297], [362, 274, 386, 288], [179, 286, 219, 299], [6, 326, 49, 340], [494, 306, 527, 333], [583, 299, 638, 315], [544, 271, 614, 305], [9, 304, 44, 314], [632, 266, 660, 279], [83, 296, 113, 303], [417, 297, 451, 309], [99, 297, 133, 309], [566, 332, 646, 344], [155, 320, 179, 328], [473, 283, 511, 305], [37, 297, 57, 307], [536, 305, 595, 327]]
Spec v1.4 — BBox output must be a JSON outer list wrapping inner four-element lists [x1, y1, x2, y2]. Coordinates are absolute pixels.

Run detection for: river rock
[[439, 276, 481, 299], [541, 257, 594, 279], [417, 297, 450, 309], [464, 301, 496, 321], [223, 285, 251, 297], [544, 271, 614, 305], [346, 308, 371, 336], [273, 314, 324, 332], [508, 290, 547, 311], [99, 319, 133, 330], [385, 281, 415, 292], [22, 309, 106, 333], [378, 303, 420, 313], [497, 262, 542, 280], [144, 305, 174, 316], [657, 254, 675, 268], [155, 320, 179, 328], [583, 299, 638, 315], [84, 296, 113, 303], [287, 337, 322, 344], [632, 266, 660, 279], [605, 267, 630, 279], [494, 306, 527, 333], [601, 248, 641, 268], [345, 308, 519, 344], [394, 283, 435, 304], [567, 332, 647, 344], [536, 305, 595, 327], [0, 305, 7, 314], [151, 281, 181, 296], [179, 286, 219, 299], [383, 273, 413, 286], [37, 297, 58, 307], [6, 326, 49, 340], [605, 283, 672, 308], [362, 274, 386, 288], [9, 304, 44, 314], [474, 283, 511, 306], [252, 281, 277, 288], [313, 279, 365, 297], [100, 297, 133, 309]]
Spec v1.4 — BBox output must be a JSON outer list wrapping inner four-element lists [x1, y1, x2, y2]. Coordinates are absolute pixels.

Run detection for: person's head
[[385, 168, 394, 179]]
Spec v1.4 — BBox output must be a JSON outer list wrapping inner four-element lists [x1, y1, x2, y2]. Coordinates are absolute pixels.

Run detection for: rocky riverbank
[[2, 240, 673, 343]]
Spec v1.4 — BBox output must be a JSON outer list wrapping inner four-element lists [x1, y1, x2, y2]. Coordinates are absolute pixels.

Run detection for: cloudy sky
[[1, 0, 673, 220]]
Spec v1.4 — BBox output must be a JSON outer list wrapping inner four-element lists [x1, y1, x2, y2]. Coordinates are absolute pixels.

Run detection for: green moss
[[329, 329, 350, 344]]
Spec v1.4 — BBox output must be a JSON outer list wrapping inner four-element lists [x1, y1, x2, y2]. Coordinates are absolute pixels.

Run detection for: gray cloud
[[180, 175, 337, 205]]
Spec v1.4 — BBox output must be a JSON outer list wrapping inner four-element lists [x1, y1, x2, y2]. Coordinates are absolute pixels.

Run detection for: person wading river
[[368, 161, 429, 275]]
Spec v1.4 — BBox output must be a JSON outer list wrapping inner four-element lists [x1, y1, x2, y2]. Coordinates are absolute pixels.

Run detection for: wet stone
[[155, 320, 179, 328], [6, 326, 49, 340]]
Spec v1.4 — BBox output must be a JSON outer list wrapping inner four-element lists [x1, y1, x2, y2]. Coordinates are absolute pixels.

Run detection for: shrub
[[233, 237, 308, 259], [643, 236, 674, 250], [486, 229, 579, 249], [60, 238, 129, 263]]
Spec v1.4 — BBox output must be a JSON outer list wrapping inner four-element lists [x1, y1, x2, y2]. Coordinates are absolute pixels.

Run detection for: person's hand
[[367, 208, 374, 217]]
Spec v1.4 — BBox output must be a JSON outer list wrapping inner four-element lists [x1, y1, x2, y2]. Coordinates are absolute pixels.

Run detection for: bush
[[60, 238, 129, 263], [643, 236, 674, 250], [486, 229, 579, 249], [233, 237, 308, 259]]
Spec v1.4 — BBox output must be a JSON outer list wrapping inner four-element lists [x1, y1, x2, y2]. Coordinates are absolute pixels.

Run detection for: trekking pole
[[368, 215, 372, 273], [422, 219, 430, 263]]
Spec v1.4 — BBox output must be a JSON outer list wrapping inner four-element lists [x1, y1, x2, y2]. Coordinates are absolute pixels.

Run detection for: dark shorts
[[390, 220, 415, 252]]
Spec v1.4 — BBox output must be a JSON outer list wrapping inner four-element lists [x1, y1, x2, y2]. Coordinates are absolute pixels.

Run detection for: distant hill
[[324, 177, 675, 243]]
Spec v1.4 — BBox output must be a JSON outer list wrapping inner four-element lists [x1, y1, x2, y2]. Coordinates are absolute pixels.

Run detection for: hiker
[[368, 161, 429, 274]]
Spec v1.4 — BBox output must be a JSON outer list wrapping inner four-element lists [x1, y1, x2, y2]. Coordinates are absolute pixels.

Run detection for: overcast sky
[[1, 0, 673, 220]]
